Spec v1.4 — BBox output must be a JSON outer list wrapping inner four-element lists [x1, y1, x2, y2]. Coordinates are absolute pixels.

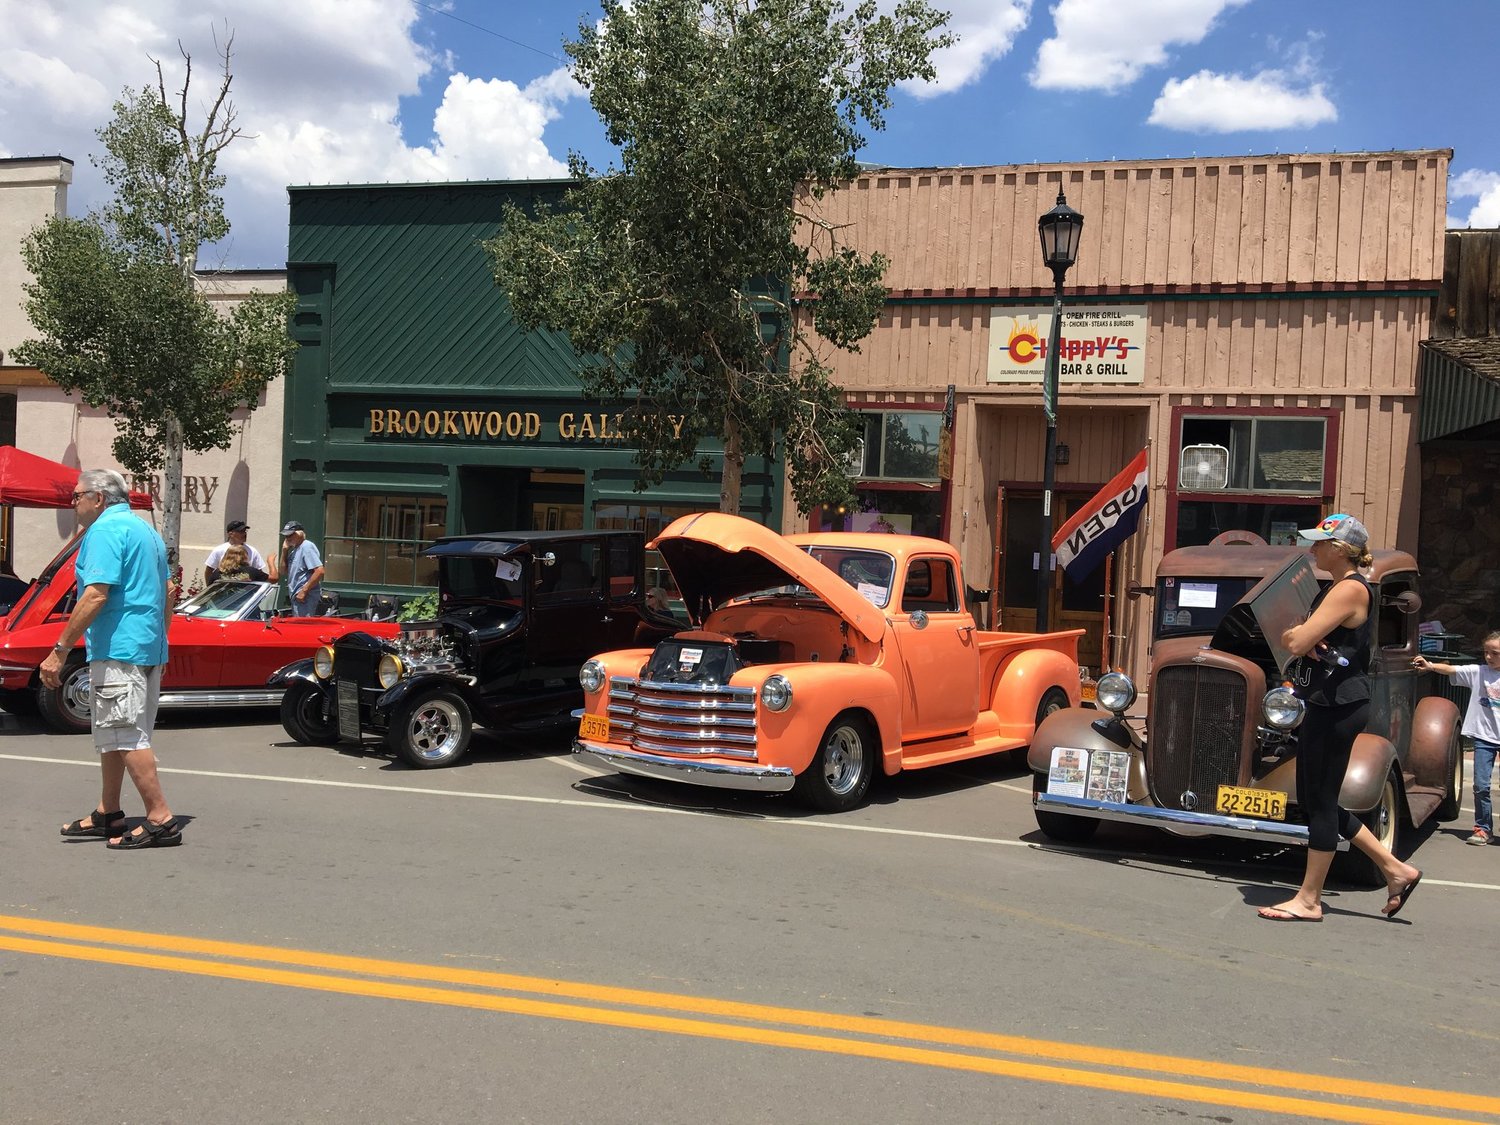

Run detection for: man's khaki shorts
[[90, 660, 162, 753]]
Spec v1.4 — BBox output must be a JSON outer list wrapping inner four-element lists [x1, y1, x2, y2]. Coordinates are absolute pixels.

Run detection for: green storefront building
[[284, 180, 781, 604]]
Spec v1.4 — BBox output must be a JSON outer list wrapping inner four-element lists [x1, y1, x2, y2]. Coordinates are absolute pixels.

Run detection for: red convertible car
[[0, 536, 399, 733]]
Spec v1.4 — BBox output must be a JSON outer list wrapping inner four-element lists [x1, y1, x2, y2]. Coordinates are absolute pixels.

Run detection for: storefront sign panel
[[362, 406, 688, 445], [987, 305, 1147, 385]]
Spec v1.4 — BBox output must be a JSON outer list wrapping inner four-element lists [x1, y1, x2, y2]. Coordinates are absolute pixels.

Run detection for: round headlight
[[1095, 671, 1136, 714], [377, 653, 405, 690], [1263, 685, 1305, 729], [312, 646, 334, 680], [760, 673, 793, 712], [579, 659, 606, 694]]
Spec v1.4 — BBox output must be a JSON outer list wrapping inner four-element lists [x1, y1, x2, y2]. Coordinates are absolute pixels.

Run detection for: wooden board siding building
[[283, 180, 781, 607], [1415, 228, 1500, 651], [796, 151, 1450, 679]]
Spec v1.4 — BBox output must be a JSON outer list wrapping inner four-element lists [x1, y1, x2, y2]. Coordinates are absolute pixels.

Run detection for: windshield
[[1154, 576, 1262, 639], [4, 536, 81, 627], [440, 557, 526, 604], [176, 581, 274, 620], [801, 547, 896, 608]]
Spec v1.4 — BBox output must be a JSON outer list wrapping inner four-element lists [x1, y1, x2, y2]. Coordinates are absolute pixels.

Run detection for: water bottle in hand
[[1315, 642, 1349, 668]]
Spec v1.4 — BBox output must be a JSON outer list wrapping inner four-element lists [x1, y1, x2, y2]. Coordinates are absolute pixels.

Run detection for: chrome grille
[[1147, 665, 1247, 808], [606, 677, 759, 760]]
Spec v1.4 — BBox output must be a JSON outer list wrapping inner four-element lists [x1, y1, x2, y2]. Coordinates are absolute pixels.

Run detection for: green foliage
[[486, 0, 952, 514], [396, 590, 439, 622], [15, 215, 295, 473], [11, 35, 296, 563]]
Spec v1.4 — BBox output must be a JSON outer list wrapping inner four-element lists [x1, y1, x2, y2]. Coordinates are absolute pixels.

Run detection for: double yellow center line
[[2, 913, 1494, 1123]]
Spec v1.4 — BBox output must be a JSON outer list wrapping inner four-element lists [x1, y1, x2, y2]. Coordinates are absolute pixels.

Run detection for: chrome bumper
[[574, 739, 795, 793], [1034, 792, 1348, 850]]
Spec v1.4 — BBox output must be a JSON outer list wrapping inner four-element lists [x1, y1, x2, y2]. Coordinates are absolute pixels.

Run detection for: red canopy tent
[[0, 446, 153, 510]]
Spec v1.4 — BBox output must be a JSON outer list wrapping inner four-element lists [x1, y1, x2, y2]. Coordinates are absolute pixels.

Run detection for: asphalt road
[[3, 706, 1499, 1125]]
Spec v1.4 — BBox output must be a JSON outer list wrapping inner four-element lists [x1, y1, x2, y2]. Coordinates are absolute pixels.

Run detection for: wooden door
[[997, 493, 1106, 676]]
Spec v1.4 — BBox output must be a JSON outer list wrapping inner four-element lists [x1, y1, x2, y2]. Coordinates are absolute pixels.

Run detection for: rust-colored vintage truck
[[573, 512, 1082, 811], [1027, 540, 1463, 884]]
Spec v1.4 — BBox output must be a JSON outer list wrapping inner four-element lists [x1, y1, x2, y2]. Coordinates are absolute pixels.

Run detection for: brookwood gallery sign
[[366, 407, 688, 443]]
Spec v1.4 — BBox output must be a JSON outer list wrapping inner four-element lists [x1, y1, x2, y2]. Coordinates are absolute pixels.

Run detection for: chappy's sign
[[986, 305, 1147, 385], [367, 408, 688, 443]]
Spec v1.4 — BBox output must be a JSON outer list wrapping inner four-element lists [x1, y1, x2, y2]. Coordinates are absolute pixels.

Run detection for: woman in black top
[[1257, 514, 1423, 923]]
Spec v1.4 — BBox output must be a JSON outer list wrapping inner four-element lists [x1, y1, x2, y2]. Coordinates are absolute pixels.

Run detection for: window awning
[[1418, 338, 1500, 442]]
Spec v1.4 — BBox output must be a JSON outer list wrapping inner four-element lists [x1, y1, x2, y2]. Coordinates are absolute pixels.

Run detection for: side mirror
[[538, 551, 557, 568]]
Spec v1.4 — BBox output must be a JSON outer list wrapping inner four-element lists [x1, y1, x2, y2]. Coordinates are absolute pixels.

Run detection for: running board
[[158, 689, 283, 709]]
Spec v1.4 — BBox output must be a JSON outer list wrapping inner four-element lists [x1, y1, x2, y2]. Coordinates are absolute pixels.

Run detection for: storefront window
[[324, 493, 447, 587], [594, 501, 698, 612], [853, 412, 942, 481], [1172, 411, 1333, 548], [814, 488, 944, 537], [1180, 415, 1327, 494], [816, 408, 946, 537]]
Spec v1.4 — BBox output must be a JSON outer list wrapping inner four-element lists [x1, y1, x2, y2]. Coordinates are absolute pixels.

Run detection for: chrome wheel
[[821, 722, 867, 797], [793, 714, 875, 812], [37, 660, 92, 734], [386, 690, 472, 768]]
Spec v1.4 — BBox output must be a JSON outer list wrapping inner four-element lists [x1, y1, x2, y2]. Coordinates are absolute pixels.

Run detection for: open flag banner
[[1051, 448, 1149, 582]]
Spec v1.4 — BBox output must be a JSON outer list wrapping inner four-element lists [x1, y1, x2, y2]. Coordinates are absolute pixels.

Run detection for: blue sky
[[2, 0, 1496, 269]]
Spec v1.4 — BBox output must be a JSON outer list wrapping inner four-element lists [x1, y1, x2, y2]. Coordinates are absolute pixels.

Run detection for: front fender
[[268, 658, 318, 688], [1408, 695, 1462, 788], [375, 672, 478, 716], [994, 648, 1081, 740], [1339, 733, 1399, 813], [1026, 707, 1132, 775], [743, 663, 902, 777]]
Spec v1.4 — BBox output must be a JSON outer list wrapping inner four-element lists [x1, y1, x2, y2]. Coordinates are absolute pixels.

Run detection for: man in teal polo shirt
[[41, 469, 182, 849]]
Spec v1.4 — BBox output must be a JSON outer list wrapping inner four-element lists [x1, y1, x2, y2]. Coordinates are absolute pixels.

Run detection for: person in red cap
[[1258, 513, 1422, 922]]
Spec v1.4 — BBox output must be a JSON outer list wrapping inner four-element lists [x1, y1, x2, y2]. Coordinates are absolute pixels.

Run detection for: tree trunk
[[720, 414, 745, 514], [162, 414, 184, 570]]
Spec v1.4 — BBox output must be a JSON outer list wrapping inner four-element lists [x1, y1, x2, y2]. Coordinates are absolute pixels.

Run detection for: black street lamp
[[1035, 189, 1084, 632]]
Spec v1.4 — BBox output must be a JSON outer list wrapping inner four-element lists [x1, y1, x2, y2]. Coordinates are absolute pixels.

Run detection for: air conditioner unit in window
[[1179, 444, 1230, 490]]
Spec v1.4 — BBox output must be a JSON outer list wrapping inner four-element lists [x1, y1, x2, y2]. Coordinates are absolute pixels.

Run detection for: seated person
[[215, 543, 268, 583]]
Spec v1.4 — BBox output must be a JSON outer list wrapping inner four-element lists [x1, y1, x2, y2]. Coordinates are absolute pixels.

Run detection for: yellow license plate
[[1215, 785, 1286, 821], [1080, 681, 1097, 702], [578, 713, 610, 741]]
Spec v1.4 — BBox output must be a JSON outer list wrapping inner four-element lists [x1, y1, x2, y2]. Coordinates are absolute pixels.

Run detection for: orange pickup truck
[[573, 512, 1082, 811]]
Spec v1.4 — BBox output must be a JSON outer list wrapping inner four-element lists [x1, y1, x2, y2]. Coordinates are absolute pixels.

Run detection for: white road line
[[2, 751, 1031, 847], [6, 750, 1499, 887]]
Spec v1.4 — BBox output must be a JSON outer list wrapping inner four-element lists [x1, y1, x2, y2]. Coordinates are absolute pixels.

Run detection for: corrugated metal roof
[[287, 181, 587, 391], [1419, 338, 1500, 442]]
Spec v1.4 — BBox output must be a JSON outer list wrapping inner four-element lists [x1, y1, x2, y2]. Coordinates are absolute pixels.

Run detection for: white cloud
[[1448, 169, 1500, 229], [904, 0, 1031, 97], [1031, 0, 1250, 93], [1147, 69, 1336, 132], [0, 0, 580, 266]]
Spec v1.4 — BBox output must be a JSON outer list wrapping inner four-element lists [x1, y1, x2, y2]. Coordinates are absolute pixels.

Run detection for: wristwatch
[[52, 642, 68, 653]]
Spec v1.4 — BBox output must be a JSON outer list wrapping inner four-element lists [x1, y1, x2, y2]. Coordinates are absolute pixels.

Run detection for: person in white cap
[[279, 520, 325, 617], [1258, 512, 1422, 922]]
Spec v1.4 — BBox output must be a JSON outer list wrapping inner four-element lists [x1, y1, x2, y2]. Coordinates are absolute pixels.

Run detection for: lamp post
[[1035, 188, 1084, 632]]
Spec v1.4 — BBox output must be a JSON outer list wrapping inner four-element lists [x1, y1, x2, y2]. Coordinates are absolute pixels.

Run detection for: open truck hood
[[652, 513, 886, 644]]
